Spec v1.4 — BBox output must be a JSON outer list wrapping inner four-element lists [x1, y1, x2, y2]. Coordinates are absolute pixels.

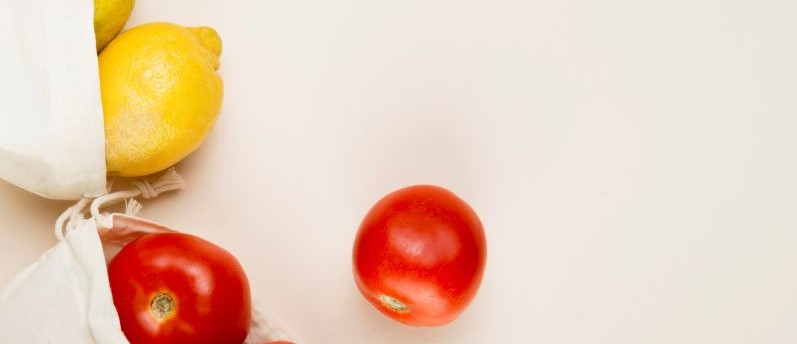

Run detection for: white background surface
[[2, 1, 797, 343]]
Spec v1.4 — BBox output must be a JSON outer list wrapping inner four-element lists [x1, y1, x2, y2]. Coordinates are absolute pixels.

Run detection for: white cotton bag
[[0, 0, 106, 200], [0, 215, 128, 343]]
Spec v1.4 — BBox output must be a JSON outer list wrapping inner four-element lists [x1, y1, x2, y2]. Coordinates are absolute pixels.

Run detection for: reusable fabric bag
[[0, 170, 295, 343], [0, 0, 106, 200]]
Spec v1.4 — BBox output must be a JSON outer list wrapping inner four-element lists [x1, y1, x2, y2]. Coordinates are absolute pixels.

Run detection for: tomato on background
[[108, 232, 251, 344], [353, 185, 487, 326]]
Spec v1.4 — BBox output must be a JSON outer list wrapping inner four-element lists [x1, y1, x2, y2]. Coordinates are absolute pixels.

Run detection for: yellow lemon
[[99, 22, 223, 177], [93, 0, 135, 52]]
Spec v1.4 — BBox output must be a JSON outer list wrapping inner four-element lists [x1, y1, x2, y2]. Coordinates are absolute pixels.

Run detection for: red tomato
[[353, 185, 487, 326], [108, 232, 251, 344]]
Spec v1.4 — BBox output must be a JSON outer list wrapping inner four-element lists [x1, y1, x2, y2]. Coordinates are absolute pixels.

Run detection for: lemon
[[99, 22, 223, 177], [93, 0, 135, 52]]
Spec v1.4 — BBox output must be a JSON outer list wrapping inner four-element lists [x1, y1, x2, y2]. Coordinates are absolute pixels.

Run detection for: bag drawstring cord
[[54, 168, 185, 240]]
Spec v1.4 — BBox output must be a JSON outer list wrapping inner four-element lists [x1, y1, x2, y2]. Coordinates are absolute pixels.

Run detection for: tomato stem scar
[[379, 295, 409, 313], [150, 293, 176, 319]]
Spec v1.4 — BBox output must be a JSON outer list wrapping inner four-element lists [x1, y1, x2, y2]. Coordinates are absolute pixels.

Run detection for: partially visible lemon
[[93, 0, 135, 52], [99, 22, 223, 177]]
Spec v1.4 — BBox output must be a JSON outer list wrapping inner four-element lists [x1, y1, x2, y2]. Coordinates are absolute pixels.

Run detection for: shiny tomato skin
[[353, 185, 487, 327], [108, 232, 251, 344]]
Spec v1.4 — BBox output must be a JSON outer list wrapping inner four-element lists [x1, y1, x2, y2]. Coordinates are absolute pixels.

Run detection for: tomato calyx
[[379, 295, 409, 314], [150, 292, 177, 321]]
